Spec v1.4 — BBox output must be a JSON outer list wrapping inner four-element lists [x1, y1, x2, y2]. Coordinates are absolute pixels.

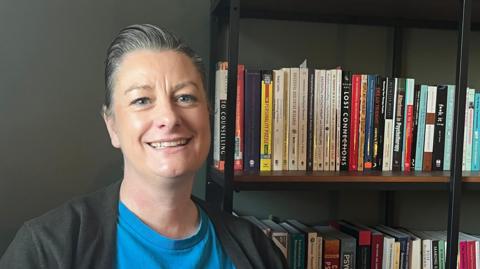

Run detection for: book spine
[[234, 64, 245, 171], [307, 69, 315, 171], [336, 69, 342, 171], [411, 85, 421, 170], [423, 86, 437, 171], [357, 74, 368, 171], [472, 90, 480, 171], [292, 233, 306, 269], [460, 241, 467, 269], [364, 74, 376, 170], [349, 74, 361, 171], [282, 68, 290, 170], [393, 78, 405, 171], [403, 78, 415, 172], [371, 234, 384, 269], [330, 70, 337, 171], [463, 88, 475, 171], [317, 70, 326, 171], [340, 71, 352, 171], [243, 70, 261, 172], [324, 70, 332, 171], [443, 85, 455, 170], [260, 71, 273, 171], [289, 68, 300, 170], [415, 85, 428, 171], [214, 62, 228, 170], [324, 239, 341, 269], [432, 85, 448, 170], [383, 77, 396, 171], [272, 70, 284, 171], [298, 67, 309, 170], [432, 240, 439, 269], [373, 76, 384, 170]]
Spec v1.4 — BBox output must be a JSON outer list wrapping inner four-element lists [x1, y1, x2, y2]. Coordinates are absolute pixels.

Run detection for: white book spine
[[424, 86, 437, 167], [315, 70, 326, 171], [213, 66, 228, 168], [288, 68, 300, 170], [324, 70, 332, 171], [282, 68, 290, 170], [464, 88, 475, 171], [273, 70, 284, 171], [336, 68, 342, 171], [382, 78, 397, 171], [298, 67, 308, 170], [330, 70, 337, 170], [382, 237, 393, 269]]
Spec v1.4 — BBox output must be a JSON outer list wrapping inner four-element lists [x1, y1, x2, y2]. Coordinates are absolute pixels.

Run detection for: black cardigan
[[0, 181, 287, 269]]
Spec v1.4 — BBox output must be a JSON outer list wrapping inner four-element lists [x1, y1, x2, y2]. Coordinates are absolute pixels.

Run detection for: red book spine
[[234, 64, 245, 171], [349, 74, 361, 171], [370, 234, 384, 269], [323, 239, 340, 269], [404, 104, 414, 171], [460, 241, 468, 269], [468, 241, 476, 269]]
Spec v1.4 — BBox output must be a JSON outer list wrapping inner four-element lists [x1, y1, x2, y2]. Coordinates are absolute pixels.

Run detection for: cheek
[[115, 110, 151, 143]]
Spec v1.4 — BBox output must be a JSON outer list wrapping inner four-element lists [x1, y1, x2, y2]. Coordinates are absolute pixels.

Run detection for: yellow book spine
[[260, 73, 273, 171]]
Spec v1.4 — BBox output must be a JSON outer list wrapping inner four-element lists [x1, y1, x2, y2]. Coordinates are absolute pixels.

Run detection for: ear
[[103, 107, 121, 149]]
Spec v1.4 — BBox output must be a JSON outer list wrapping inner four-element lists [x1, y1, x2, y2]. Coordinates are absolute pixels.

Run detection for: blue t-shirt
[[116, 201, 236, 269]]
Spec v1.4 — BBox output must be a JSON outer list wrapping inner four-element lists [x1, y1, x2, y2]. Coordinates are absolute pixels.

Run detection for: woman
[[0, 24, 287, 269]]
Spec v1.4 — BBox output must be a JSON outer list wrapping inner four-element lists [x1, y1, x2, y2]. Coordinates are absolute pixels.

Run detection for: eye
[[130, 97, 151, 106], [176, 94, 198, 105]]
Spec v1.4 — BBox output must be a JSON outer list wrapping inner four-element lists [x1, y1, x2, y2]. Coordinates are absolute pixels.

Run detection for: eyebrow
[[124, 84, 153, 95]]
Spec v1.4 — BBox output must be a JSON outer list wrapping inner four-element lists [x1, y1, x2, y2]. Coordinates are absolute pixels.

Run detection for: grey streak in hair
[[103, 24, 206, 115]]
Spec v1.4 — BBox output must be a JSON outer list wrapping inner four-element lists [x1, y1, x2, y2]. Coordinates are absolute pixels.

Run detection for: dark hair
[[103, 24, 206, 116]]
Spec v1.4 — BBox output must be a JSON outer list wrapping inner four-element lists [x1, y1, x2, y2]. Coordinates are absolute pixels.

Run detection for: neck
[[119, 171, 199, 239]]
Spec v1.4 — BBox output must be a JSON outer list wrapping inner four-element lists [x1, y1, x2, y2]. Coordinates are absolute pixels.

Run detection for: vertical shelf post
[[446, 0, 471, 268], [221, 0, 241, 213]]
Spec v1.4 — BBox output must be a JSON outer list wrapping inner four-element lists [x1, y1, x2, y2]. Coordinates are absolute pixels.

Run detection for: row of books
[[213, 61, 480, 172], [242, 216, 479, 269]]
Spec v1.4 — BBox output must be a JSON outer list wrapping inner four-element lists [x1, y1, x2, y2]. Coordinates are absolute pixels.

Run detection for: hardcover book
[[280, 222, 306, 269]]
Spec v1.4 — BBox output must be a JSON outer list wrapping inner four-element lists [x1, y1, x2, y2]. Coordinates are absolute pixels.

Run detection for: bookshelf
[[206, 0, 476, 268]]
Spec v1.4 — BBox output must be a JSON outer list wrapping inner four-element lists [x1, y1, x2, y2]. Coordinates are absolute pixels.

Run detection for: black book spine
[[306, 68, 315, 171], [392, 78, 406, 171], [432, 85, 448, 170], [243, 70, 261, 172], [340, 71, 352, 171], [410, 85, 421, 169]]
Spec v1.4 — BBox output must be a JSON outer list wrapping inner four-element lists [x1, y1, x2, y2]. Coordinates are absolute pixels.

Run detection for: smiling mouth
[[147, 139, 190, 149]]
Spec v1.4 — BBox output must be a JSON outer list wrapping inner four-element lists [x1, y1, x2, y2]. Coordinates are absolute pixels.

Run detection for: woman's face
[[104, 49, 210, 181]]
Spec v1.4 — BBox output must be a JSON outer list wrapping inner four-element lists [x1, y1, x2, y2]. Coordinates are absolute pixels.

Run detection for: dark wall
[[0, 0, 209, 254]]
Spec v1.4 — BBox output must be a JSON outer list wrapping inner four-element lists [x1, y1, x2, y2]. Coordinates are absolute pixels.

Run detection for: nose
[[153, 99, 181, 129]]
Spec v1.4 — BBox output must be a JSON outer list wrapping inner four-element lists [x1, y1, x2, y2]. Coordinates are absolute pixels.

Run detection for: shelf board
[[212, 0, 480, 30]]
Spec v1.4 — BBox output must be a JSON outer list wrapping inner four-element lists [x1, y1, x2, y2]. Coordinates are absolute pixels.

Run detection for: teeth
[[149, 139, 188, 149]]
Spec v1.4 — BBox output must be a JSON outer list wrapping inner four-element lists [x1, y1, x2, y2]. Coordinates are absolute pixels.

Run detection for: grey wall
[[0, 0, 209, 254]]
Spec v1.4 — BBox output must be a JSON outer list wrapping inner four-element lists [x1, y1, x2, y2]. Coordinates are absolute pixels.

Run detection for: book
[[242, 215, 271, 236], [314, 69, 326, 171], [324, 70, 332, 171], [374, 225, 410, 269], [414, 85, 428, 171], [410, 230, 433, 269], [260, 71, 273, 171], [298, 63, 309, 171], [423, 85, 437, 171], [243, 69, 261, 172], [392, 78, 406, 171], [463, 88, 475, 171], [382, 77, 396, 171], [358, 74, 368, 171], [280, 221, 306, 269], [315, 226, 340, 269], [289, 67, 300, 170], [282, 68, 291, 170], [397, 228, 422, 269], [340, 71, 352, 171], [410, 85, 421, 170], [364, 74, 376, 170], [306, 69, 316, 172], [261, 219, 289, 260], [350, 74, 362, 171], [402, 78, 415, 172], [214, 61, 228, 170], [375, 77, 386, 170], [335, 68, 342, 171], [432, 85, 448, 171], [315, 225, 356, 269], [272, 69, 285, 171], [287, 219, 319, 269], [234, 64, 245, 171], [472, 90, 480, 171], [345, 222, 384, 269], [334, 220, 371, 269], [329, 69, 338, 171], [443, 85, 455, 170]]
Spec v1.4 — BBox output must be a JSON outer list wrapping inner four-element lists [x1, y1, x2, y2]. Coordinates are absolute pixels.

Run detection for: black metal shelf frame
[[206, 0, 473, 268]]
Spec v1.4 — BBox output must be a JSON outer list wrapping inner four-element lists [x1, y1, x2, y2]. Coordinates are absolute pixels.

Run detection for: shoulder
[[194, 198, 288, 269]]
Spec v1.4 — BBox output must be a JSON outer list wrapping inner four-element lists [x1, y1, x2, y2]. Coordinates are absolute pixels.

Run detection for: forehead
[[113, 49, 202, 91]]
